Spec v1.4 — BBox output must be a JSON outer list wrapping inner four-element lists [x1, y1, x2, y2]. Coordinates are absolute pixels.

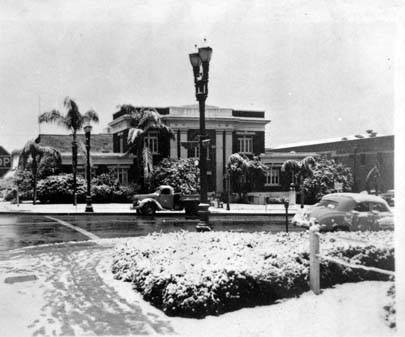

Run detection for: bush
[[37, 174, 86, 203], [91, 184, 114, 203], [303, 156, 353, 204], [112, 231, 394, 318], [37, 172, 138, 203], [13, 170, 34, 201], [151, 158, 199, 194]]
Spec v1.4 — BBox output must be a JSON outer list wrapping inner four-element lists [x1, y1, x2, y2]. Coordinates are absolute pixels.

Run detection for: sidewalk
[[0, 200, 307, 215]]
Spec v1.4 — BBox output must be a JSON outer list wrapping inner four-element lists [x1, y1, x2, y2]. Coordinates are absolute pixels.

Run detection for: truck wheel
[[185, 204, 198, 215], [142, 202, 156, 216]]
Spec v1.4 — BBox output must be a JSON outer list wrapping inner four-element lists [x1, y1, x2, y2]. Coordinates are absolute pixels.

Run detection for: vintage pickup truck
[[132, 185, 200, 216]]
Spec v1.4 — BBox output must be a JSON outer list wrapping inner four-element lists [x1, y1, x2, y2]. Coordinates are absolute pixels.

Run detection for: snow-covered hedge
[[112, 231, 394, 318]]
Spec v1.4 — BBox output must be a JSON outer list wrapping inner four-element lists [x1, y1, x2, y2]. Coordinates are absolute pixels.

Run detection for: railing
[[309, 226, 394, 295]]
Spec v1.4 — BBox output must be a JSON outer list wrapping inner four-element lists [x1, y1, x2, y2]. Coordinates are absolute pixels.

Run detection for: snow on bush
[[112, 231, 394, 318]]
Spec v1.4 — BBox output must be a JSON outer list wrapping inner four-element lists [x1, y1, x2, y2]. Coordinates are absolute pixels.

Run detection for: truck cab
[[132, 185, 199, 216]]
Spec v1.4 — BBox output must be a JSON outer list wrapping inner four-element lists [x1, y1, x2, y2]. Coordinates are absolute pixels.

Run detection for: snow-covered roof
[[271, 134, 392, 150]]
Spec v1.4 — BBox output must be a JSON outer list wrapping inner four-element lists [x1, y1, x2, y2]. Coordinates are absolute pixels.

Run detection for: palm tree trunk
[[300, 176, 304, 209], [72, 131, 78, 205], [32, 160, 38, 205]]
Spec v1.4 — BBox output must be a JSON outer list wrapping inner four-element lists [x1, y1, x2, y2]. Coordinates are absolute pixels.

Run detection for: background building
[[37, 134, 134, 185], [0, 146, 11, 178], [269, 134, 394, 193], [109, 104, 270, 193]]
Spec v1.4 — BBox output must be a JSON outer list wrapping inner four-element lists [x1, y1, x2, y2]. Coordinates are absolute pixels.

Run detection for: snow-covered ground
[[0, 239, 397, 337], [101, 257, 395, 337]]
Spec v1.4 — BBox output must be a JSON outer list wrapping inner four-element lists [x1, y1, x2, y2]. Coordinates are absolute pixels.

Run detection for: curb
[[0, 211, 297, 216]]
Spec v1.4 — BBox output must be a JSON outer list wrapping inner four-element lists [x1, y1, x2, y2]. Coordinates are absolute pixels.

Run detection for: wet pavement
[[0, 214, 304, 251]]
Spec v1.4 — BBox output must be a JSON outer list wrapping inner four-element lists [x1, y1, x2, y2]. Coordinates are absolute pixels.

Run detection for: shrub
[[303, 156, 353, 204], [37, 171, 138, 203], [91, 184, 114, 203], [112, 231, 394, 318], [13, 170, 34, 201], [37, 174, 86, 203], [151, 158, 199, 194]]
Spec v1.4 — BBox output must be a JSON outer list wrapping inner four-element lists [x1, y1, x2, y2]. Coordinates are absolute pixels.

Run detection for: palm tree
[[281, 159, 300, 187], [18, 137, 62, 204], [282, 156, 316, 208], [365, 164, 382, 194], [117, 105, 174, 190], [38, 97, 99, 205], [227, 153, 249, 201]]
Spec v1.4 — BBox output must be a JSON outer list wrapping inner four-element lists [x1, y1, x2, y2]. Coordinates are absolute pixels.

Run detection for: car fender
[[138, 198, 164, 210]]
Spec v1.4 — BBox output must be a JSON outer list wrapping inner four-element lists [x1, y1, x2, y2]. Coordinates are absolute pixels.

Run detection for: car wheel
[[333, 225, 350, 232], [142, 202, 156, 216]]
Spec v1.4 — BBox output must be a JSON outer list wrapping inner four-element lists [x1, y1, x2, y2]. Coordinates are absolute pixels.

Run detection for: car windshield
[[315, 197, 353, 211], [315, 199, 339, 209]]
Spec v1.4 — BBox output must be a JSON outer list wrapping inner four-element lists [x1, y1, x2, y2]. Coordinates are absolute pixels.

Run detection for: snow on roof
[[179, 104, 221, 109], [271, 134, 392, 150]]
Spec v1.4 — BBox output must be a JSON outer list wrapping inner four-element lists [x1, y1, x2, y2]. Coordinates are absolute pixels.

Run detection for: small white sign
[[334, 182, 343, 192]]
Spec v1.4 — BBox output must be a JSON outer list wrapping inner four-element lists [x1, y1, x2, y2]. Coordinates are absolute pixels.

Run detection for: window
[[265, 167, 280, 186], [117, 132, 124, 153], [161, 188, 171, 195], [370, 202, 389, 212], [354, 202, 369, 212], [316, 200, 339, 209], [116, 167, 128, 185], [189, 144, 210, 160], [144, 131, 159, 154], [238, 136, 253, 154]]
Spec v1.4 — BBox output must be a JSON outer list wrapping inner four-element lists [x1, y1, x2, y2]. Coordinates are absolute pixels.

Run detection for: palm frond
[[300, 156, 316, 170], [365, 166, 381, 184], [281, 160, 300, 173], [116, 104, 137, 116], [138, 108, 161, 130], [63, 97, 83, 130], [18, 140, 61, 170], [127, 128, 144, 144], [83, 109, 99, 123], [37, 146, 61, 166], [38, 110, 68, 129]]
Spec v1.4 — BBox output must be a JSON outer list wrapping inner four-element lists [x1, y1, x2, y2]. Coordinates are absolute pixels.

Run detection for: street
[[0, 213, 303, 251]]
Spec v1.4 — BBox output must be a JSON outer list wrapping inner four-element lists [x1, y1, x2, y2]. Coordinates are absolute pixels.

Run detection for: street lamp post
[[283, 199, 289, 233], [189, 45, 213, 225], [84, 124, 94, 213]]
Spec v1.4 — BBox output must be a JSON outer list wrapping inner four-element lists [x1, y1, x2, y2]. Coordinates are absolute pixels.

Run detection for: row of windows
[[265, 167, 280, 186], [117, 133, 255, 155]]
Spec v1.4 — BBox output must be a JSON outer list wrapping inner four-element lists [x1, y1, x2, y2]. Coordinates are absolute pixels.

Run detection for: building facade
[[36, 134, 135, 184], [269, 135, 394, 193], [108, 104, 270, 193]]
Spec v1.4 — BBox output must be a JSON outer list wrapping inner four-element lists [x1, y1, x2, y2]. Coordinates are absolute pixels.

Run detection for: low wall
[[246, 191, 294, 204]]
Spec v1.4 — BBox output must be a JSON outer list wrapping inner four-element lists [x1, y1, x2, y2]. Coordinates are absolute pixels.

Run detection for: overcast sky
[[0, 0, 402, 152]]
